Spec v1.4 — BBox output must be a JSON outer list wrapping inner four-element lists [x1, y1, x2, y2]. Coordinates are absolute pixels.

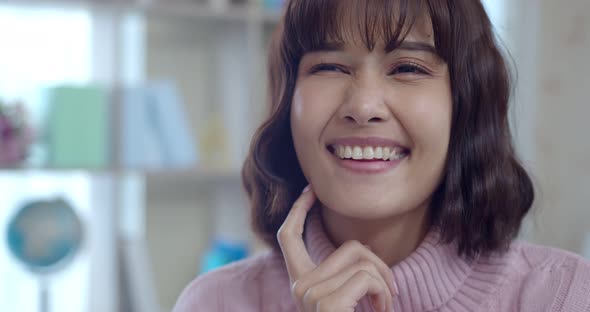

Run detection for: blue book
[[119, 81, 197, 169], [120, 86, 164, 169], [146, 82, 197, 168]]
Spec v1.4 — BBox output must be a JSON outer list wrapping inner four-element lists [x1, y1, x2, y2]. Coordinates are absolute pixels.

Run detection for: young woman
[[174, 0, 590, 311]]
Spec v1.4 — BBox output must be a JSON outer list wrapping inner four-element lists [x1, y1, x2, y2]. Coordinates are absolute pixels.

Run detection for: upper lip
[[326, 137, 410, 150]]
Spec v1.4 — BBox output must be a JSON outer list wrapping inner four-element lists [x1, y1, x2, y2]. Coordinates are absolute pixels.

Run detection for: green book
[[46, 86, 110, 169]]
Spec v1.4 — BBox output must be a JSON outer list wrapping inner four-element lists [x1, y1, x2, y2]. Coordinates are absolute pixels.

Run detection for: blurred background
[[0, 0, 587, 311]]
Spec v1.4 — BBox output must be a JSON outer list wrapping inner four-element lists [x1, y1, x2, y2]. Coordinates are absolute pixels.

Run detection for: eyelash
[[309, 62, 430, 76], [391, 62, 430, 75], [309, 63, 348, 74]]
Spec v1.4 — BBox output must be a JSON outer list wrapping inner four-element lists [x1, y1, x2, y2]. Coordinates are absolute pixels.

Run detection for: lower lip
[[329, 151, 408, 174]]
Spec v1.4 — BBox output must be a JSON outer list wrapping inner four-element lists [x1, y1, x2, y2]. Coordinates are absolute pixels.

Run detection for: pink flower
[[0, 103, 34, 167]]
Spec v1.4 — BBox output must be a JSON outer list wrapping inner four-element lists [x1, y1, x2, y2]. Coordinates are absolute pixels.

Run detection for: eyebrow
[[388, 41, 438, 55], [310, 41, 438, 55]]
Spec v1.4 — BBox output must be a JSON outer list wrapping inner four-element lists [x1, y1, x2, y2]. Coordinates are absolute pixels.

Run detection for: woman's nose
[[338, 82, 391, 126]]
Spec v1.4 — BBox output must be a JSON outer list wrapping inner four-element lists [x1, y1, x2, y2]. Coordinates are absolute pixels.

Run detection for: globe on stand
[[6, 198, 83, 312]]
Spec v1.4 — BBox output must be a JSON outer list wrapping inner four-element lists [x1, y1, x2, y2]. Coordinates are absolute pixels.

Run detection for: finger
[[299, 260, 392, 312], [317, 270, 388, 312], [303, 240, 396, 300], [277, 184, 317, 283]]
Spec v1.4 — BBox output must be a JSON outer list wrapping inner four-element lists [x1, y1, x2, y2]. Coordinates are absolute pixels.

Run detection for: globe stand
[[39, 277, 50, 312]]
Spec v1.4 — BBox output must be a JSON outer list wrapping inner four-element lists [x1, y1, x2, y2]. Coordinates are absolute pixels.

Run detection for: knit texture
[[173, 209, 590, 311]]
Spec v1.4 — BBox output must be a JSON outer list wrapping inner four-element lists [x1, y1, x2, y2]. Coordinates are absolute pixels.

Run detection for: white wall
[[527, 0, 590, 254], [500, 0, 590, 255]]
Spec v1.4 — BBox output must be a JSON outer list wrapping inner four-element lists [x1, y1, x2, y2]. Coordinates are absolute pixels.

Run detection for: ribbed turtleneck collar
[[303, 207, 510, 311]]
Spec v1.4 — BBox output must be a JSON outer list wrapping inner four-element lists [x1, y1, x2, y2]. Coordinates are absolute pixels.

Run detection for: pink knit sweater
[[173, 210, 590, 311]]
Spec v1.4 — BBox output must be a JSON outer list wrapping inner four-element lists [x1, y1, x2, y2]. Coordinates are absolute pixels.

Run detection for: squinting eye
[[309, 63, 349, 74], [390, 63, 429, 75]]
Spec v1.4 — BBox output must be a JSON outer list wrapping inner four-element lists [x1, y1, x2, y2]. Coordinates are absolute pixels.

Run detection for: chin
[[319, 196, 405, 220]]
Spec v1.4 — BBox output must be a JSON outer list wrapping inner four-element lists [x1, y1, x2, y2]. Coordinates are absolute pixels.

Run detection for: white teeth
[[331, 145, 408, 161], [383, 147, 391, 160], [337, 146, 345, 158], [374, 147, 383, 159], [362, 146, 374, 159], [352, 146, 363, 160], [344, 146, 353, 158]]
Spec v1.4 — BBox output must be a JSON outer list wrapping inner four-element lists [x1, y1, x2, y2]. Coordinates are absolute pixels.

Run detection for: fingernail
[[372, 297, 385, 312], [387, 271, 399, 296], [302, 185, 310, 193]]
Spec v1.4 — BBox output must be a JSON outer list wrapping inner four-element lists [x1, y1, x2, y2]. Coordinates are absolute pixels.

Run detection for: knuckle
[[302, 286, 321, 305], [355, 269, 373, 281], [276, 226, 291, 243], [342, 240, 363, 251], [356, 260, 377, 274], [290, 279, 308, 300]]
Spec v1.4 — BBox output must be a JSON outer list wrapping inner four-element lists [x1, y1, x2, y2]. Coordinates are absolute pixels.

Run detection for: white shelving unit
[[0, 0, 281, 311], [141, 4, 279, 308], [1, 0, 281, 23]]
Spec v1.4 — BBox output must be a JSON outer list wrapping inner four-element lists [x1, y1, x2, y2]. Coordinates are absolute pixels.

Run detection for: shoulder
[[514, 240, 590, 282], [496, 241, 590, 311], [172, 251, 291, 312]]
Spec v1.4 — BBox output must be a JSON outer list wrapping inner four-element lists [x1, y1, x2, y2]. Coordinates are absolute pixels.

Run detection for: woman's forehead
[[289, 0, 434, 53], [327, 25, 434, 52], [307, 17, 435, 56]]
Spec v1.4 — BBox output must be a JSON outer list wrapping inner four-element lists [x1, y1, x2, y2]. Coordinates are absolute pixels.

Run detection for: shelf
[[0, 0, 282, 23], [0, 166, 242, 180], [144, 166, 241, 181], [0, 168, 121, 174], [143, 1, 282, 23]]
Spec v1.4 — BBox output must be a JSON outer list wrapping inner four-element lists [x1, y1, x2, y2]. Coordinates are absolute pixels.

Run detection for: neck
[[320, 204, 430, 267]]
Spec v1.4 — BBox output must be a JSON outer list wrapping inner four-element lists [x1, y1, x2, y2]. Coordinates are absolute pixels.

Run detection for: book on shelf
[[42, 82, 197, 171], [119, 81, 198, 170], [263, 0, 286, 10], [119, 85, 163, 169], [45, 86, 110, 169]]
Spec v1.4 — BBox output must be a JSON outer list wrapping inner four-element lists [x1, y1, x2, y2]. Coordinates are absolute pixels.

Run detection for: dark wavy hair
[[242, 0, 534, 258]]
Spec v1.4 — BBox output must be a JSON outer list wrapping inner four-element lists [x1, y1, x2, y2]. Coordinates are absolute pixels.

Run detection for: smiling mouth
[[327, 144, 410, 161]]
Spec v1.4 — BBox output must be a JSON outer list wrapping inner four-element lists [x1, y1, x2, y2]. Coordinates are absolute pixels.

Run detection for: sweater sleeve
[[518, 245, 590, 312], [171, 253, 275, 312], [554, 256, 590, 312]]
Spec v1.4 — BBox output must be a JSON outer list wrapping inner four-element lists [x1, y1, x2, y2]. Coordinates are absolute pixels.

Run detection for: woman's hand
[[277, 185, 398, 312]]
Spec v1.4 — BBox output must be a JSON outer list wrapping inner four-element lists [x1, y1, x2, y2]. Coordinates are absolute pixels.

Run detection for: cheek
[[290, 86, 326, 165], [291, 82, 342, 140], [290, 87, 316, 142], [417, 104, 451, 147], [403, 88, 452, 155], [290, 88, 306, 126]]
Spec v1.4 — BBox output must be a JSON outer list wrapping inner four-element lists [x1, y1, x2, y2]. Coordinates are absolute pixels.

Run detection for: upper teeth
[[333, 145, 407, 161]]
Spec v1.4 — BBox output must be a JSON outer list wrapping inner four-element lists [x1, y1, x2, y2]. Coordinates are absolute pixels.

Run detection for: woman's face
[[290, 25, 452, 220]]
